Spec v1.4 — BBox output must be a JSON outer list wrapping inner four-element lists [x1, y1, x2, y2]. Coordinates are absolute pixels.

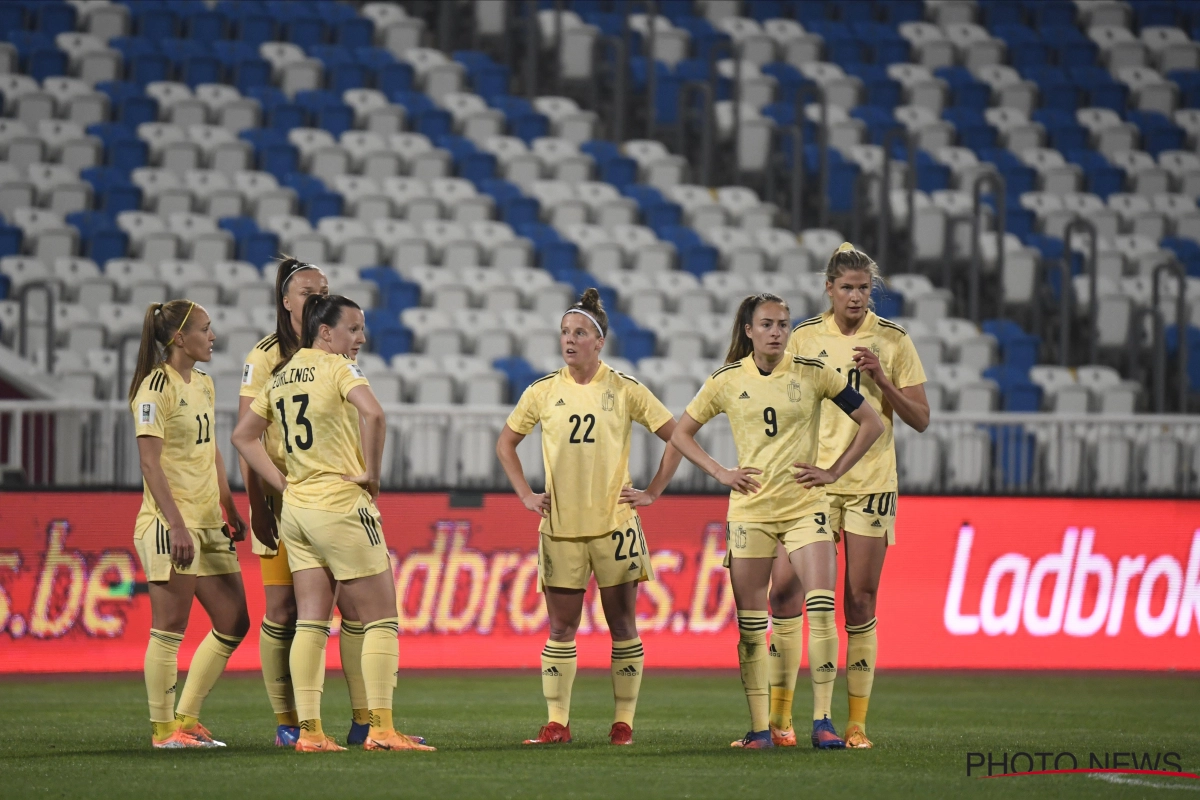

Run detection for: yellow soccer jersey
[[240, 333, 287, 472], [685, 354, 852, 522], [506, 361, 674, 539], [788, 311, 927, 495], [250, 348, 371, 514], [131, 364, 223, 533]]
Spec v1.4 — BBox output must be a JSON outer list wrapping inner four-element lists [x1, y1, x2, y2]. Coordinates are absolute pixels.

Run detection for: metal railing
[[2, 401, 1197, 497]]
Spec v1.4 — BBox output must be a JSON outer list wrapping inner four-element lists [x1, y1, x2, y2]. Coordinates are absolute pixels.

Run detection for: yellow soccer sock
[[541, 640, 577, 725], [291, 620, 331, 739], [145, 629, 183, 740], [259, 619, 297, 725], [846, 617, 878, 733], [361, 618, 400, 735], [736, 611, 770, 732], [768, 615, 803, 731], [175, 630, 244, 723], [805, 590, 838, 721], [610, 637, 644, 727], [339, 620, 369, 724]]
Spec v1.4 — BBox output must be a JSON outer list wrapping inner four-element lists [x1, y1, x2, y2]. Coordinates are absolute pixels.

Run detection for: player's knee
[[607, 619, 638, 641], [769, 588, 805, 619], [845, 589, 877, 624], [548, 620, 580, 641], [265, 598, 297, 626]]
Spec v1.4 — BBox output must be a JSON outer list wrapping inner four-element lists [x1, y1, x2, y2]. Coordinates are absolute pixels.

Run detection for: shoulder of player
[[609, 368, 643, 387], [253, 333, 279, 353], [707, 361, 742, 382], [790, 315, 824, 336], [790, 353, 826, 370], [140, 367, 171, 395], [524, 369, 560, 397], [874, 315, 909, 338]]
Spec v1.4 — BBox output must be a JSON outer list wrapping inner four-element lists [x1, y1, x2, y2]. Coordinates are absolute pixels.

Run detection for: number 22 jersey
[[250, 347, 370, 513], [506, 361, 673, 540]]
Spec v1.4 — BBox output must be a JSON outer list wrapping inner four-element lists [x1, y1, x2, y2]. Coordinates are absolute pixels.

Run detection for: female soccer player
[[767, 244, 929, 749], [670, 293, 883, 750], [129, 299, 250, 749], [238, 257, 373, 747], [234, 294, 433, 754], [496, 288, 682, 747]]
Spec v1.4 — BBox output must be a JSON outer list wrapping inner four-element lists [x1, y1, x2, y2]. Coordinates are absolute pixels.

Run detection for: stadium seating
[[0, 0, 1197, 494]]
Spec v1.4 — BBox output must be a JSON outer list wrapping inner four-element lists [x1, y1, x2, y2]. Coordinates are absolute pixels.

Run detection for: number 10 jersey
[[250, 347, 370, 513], [506, 361, 673, 540]]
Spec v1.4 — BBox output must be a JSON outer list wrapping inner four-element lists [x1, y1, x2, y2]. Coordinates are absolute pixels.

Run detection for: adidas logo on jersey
[[738, 391, 750, 399], [178, 398, 187, 407], [848, 659, 871, 672], [818, 350, 828, 357], [542, 666, 562, 676], [816, 661, 836, 673], [817, 527, 826, 534], [555, 398, 565, 406], [871, 519, 883, 528], [615, 665, 639, 677], [628, 562, 639, 571]]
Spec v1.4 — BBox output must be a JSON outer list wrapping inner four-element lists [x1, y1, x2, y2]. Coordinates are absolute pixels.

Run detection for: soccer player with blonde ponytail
[[767, 243, 930, 749], [670, 293, 884, 750], [129, 300, 249, 749]]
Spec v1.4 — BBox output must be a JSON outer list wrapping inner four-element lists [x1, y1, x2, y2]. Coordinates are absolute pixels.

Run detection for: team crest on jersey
[[870, 343, 881, 356], [787, 379, 802, 402], [601, 389, 615, 412]]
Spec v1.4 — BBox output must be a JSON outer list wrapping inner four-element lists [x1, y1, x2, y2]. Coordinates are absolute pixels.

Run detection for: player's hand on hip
[[251, 511, 278, 550], [620, 485, 657, 507], [342, 473, 381, 500], [169, 526, 194, 569], [522, 491, 551, 517], [793, 462, 836, 488], [716, 466, 762, 495], [851, 346, 883, 383]]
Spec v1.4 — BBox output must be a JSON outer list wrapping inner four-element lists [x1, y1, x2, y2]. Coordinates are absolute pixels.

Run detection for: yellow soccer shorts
[[134, 518, 240, 583], [253, 489, 293, 586], [725, 509, 835, 562], [279, 498, 390, 582], [538, 517, 654, 591], [828, 491, 897, 546]]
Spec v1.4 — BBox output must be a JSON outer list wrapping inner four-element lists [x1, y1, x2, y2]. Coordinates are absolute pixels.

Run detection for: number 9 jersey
[[249, 347, 370, 514]]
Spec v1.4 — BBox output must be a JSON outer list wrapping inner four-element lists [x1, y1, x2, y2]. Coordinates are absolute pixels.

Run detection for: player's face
[[283, 270, 330, 331], [175, 307, 214, 362], [560, 314, 603, 368], [828, 269, 872, 324], [320, 307, 367, 359], [745, 301, 790, 358]]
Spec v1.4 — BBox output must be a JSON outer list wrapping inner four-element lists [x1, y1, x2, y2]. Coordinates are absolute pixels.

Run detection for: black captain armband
[[832, 385, 865, 416]]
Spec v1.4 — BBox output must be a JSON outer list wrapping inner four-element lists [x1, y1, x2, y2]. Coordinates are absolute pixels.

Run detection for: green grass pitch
[[2, 672, 1197, 799]]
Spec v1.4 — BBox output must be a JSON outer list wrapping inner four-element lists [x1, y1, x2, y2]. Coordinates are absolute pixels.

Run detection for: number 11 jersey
[[506, 361, 673, 540], [250, 347, 370, 513]]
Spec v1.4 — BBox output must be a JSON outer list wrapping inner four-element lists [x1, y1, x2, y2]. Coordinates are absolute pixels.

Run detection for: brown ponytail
[[273, 293, 362, 375], [274, 255, 326, 365], [724, 293, 789, 364], [127, 299, 196, 403], [563, 287, 608, 336]]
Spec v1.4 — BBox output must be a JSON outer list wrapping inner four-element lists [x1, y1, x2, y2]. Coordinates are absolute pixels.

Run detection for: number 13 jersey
[[788, 311, 926, 495], [686, 355, 851, 522], [250, 347, 370, 513], [506, 361, 673, 540]]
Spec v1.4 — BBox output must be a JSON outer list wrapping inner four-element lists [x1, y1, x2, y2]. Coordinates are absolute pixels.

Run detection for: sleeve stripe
[[877, 319, 908, 336], [149, 371, 166, 393], [529, 372, 557, 387], [256, 334, 278, 352], [792, 356, 824, 367], [709, 362, 740, 379], [616, 371, 641, 384], [791, 316, 823, 332]]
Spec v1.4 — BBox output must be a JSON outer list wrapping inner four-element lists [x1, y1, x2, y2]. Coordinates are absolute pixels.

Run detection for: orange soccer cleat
[[844, 724, 873, 749], [523, 722, 571, 744], [295, 735, 347, 753], [363, 730, 436, 751], [152, 729, 207, 749], [181, 722, 226, 748], [609, 722, 633, 745], [770, 725, 797, 747]]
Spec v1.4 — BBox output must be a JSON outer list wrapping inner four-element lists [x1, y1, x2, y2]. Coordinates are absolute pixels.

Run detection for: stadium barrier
[[0, 492, 1197, 674], [2, 400, 1199, 495]]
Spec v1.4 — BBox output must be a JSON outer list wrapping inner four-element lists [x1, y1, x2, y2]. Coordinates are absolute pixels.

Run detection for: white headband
[[282, 263, 321, 297], [562, 308, 604, 336]]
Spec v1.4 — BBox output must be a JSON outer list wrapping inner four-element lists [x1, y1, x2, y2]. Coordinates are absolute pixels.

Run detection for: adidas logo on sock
[[275, 674, 292, 683], [816, 661, 836, 673], [818, 350, 828, 357], [542, 666, 562, 676], [769, 643, 780, 657], [738, 391, 750, 399], [555, 398, 565, 406], [848, 659, 871, 671], [167, 683, 176, 694], [615, 665, 639, 677], [628, 562, 639, 571], [871, 519, 882, 527]]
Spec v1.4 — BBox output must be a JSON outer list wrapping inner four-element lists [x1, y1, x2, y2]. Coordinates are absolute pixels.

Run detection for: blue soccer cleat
[[275, 724, 300, 747], [730, 729, 774, 749], [811, 717, 846, 749], [347, 720, 369, 745]]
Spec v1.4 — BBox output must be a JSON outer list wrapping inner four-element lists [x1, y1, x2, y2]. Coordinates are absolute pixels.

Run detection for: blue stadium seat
[[32, 1, 76, 36], [935, 67, 990, 111], [67, 211, 129, 264], [1127, 111, 1186, 157], [992, 427, 1037, 483], [538, 239, 579, 273], [985, 365, 1043, 412], [852, 105, 905, 144], [1032, 108, 1089, 150], [1162, 237, 1200, 277], [1025, 68, 1081, 111], [132, 5, 178, 39], [658, 225, 718, 276], [180, 7, 226, 41], [1134, 2, 1181, 30], [220, 217, 280, 267], [212, 41, 272, 93], [1062, 149, 1124, 198], [843, 64, 902, 108], [874, 285, 903, 319], [944, 108, 998, 151], [493, 356, 540, 401], [86, 121, 149, 171], [0, 225, 23, 259], [1068, 66, 1128, 112], [295, 90, 354, 137]]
